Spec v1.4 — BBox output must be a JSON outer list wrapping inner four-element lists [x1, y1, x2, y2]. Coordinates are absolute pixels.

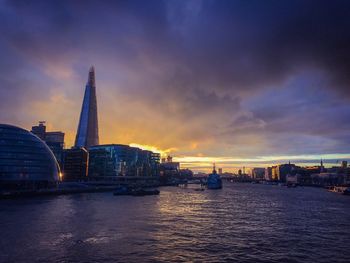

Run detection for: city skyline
[[1, 1, 350, 172]]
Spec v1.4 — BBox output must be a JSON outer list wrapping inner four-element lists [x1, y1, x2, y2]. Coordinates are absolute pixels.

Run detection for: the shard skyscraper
[[74, 66, 99, 148]]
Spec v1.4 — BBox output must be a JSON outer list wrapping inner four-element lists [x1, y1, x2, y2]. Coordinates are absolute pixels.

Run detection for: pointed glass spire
[[88, 66, 95, 86], [74, 66, 99, 148]]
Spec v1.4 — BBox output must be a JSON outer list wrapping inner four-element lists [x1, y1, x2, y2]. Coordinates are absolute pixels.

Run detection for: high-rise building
[[31, 122, 65, 168], [75, 66, 99, 148], [31, 121, 46, 140], [45, 131, 65, 166]]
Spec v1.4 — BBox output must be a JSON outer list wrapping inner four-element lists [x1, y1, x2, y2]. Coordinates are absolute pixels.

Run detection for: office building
[[278, 163, 297, 182], [159, 156, 181, 184], [30, 121, 46, 140], [88, 144, 159, 179], [160, 156, 180, 172], [75, 66, 99, 148], [62, 147, 88, 181], [265, 167, 272, 181], [31, 122, 65, 167], [251, 167, 265, 179]]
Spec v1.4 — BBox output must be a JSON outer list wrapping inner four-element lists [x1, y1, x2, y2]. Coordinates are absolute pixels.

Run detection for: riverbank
[[0, 180, 161, 199], [0, 185, 116, 199]]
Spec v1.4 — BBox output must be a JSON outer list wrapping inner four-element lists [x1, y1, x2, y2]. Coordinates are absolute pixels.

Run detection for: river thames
[[0, 183, 349, 263]]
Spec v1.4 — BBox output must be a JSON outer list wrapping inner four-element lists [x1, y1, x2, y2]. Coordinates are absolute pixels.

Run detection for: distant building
[[264, 161, 350, 186], [286, 174, 298, 185], [341, 161, 348, 169], [159, 161, 180, 171], [218, 168, 223, 175], [266, 163, 298, 182], [46, 131, 65, 143], [296, 166, 319, 185], [62, 147, 88, 181], [150, 152, 161, 177], [159, 156, 181, 184], [31, 121, 46, 140], [31, 122, 65, 168], [0, 124, 59, 190], [75, 66, 99, 148], [277, 163, 297, 182], [311, 172, 346, 186], [179, 169, 194, 179], [265, 167, 272, 181], [159, 160, 180, 175], [320, 159, 325, 173], [271, 166, 279, 180], [88, 144, 159, 179], [251, 168, 265, 179]]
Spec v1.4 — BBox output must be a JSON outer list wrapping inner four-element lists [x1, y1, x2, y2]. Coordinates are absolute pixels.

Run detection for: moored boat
[[207, 164, 222, 190]]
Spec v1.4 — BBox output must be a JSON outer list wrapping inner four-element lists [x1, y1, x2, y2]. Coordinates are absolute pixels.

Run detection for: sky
[[1, 0, 350, 172]]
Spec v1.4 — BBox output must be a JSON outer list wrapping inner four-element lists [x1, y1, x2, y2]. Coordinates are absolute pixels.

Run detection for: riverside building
[[31, 121, 65, 167], [62, 147, 89, 181], [88, 144, 160, 180], [0, 124, 60, 190]]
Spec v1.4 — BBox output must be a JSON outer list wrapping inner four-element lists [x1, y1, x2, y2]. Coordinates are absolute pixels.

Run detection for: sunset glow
[[1, 0, 350, 171]]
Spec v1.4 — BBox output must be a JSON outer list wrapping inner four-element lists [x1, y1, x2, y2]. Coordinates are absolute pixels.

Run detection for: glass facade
[[62, 147, 88, 181], [88, 144, 160, 179], [75, 67, 99, 148], [0, 124, 59, 189]]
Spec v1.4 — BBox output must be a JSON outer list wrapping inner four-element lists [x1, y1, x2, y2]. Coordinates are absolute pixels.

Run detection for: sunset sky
[[1, 0, 350, 172]]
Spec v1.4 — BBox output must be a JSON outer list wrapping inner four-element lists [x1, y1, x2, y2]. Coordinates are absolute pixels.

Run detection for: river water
[[0, 183, 349, 263]]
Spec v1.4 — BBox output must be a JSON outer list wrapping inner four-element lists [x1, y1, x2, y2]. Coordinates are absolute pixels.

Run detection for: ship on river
[[207, 164, 223, 189]]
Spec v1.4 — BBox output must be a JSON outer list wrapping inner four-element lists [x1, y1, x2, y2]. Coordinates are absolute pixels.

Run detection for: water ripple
[[0, 183, 349, 262]]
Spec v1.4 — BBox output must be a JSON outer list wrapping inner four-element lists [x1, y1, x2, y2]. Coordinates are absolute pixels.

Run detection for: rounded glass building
[[0, 124, 59, 190]]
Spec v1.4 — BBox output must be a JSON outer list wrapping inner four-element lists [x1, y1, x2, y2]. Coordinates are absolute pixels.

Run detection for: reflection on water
[[0, 183, 350, 262]]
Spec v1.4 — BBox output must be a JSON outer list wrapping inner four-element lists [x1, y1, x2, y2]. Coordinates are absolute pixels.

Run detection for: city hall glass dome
[[0, 124, 59, 189]]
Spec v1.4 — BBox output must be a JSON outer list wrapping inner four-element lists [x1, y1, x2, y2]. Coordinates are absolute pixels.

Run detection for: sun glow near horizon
[[126, 144, 350, 173], [129, 143, 177, 157]]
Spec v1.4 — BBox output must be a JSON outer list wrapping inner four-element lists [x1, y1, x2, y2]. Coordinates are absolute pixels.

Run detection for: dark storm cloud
[[2, 0, 350, 94], [1, 0, 350, 158], [173, 0, 350, 95]]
